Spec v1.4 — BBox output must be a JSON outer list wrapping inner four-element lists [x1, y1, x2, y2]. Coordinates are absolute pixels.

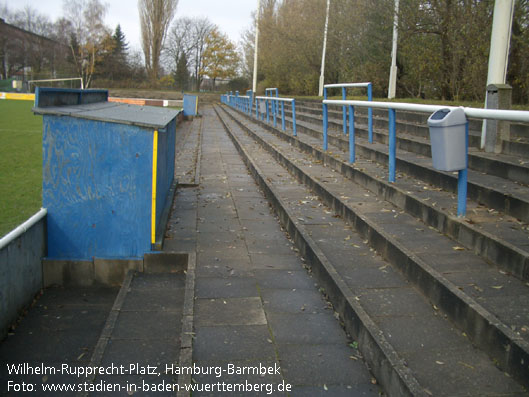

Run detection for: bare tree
[[63, 0, 110, 88], [164, 16, 194, 74], [139, 0, 178, 82], [189, 17, 214, 90]]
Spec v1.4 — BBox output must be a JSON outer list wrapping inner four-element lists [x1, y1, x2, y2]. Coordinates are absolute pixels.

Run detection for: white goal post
[[28, 77, 84, 91]]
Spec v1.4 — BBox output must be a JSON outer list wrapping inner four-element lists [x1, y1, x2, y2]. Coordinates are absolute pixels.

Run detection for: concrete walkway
[[0, 106, 380, 396], [166, 106, 381, 395]]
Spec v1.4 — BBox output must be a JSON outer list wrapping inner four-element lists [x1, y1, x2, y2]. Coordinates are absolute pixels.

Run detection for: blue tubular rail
[[324, 82, 373, 142], [323, 98, 529, 217], [255, 95, 297, 137]]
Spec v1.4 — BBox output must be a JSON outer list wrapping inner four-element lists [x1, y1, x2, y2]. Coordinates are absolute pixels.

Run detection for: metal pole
[[252, 0, 261, 93], [281, 101, 285, 131], [480, 0, 515, 149], [292, 100, 297, 136], [323, 87, 328, 150], [388, 0, 399, 99], [458, 122, 469, 217], [368, 83, 373, 143], [388, 108, 396, 182], [349, 105, 355, 163], [342, 86, 347, 135], [318, 0, 331, 97], [274, 89, 279, 126], [273, 99, 277, 128]]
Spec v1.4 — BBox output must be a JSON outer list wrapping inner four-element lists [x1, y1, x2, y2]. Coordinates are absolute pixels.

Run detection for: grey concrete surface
[[0, 215, 46, 340], [185, 106, 381, 396], [218, 104, 527, 395]]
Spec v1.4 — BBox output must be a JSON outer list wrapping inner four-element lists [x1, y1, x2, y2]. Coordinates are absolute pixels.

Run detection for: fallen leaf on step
[[458, 361, 475, 370], [452, 246, 465, 251]]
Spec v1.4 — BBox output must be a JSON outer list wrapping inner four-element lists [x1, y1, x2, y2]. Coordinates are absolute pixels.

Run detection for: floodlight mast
[[480, 0, 515, 149], [388, 0, 399, 99], [318, 0, 330, 97], [252, 0, 261, 93]]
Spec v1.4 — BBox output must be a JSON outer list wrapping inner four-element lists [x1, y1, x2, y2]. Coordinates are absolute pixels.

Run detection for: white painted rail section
[[322, 99, 529, 217], [324, 83, 372, 89], [323, 100, 529, 122], [0, 208, 47, 250], [255, 96, 294, 102]]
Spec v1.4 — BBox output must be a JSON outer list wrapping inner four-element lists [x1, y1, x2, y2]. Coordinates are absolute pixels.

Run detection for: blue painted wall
[[43, 116, 154, 259]]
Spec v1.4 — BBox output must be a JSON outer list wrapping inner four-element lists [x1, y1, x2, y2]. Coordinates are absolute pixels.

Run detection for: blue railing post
[[266, 98, 270, 123], [349, 105, 355, 163], [457, 122, 469, 217], [292, 100, 297, 137], [323, 88, 328, 151], [275, 89, 279, 123], [273, 98, 278, 127], [342, 86, 347, 135], [388, 108, 396, 182], [255, 97, 259, 118], [368, 83, 373, 143], [281, 101, 285, 131]]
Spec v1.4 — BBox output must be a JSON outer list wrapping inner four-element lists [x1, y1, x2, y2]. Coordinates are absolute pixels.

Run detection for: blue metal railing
[[220, 89, 297, 137], [323, 83, 373, 142], [265, 88, 279, 127], [255, 95, 297, 137], [323, 99, 529, 217]]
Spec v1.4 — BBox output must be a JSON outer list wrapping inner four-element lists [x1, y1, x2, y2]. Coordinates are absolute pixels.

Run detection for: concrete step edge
[[239, 108, 529, 281], [290, 116, 529, 223]]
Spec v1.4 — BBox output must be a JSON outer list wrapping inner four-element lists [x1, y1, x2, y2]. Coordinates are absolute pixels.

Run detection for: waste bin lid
[[427, 107, 466, 127]]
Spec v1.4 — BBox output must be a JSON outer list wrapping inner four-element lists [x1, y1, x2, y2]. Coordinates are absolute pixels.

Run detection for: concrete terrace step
[[216, 104, 527, 396], [81, 253, 194, 395], [277, 106, 529, 226], [244, 105, 529, 282], [222, 101, 529, 384], [0, 287, 118, 394], [292, 99, 529, 158], [285, 104, 529, 187]]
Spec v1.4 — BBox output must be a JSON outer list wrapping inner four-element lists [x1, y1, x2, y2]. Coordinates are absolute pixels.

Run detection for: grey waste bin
[[259, 99, 267, 114], [427, 107, 467, 171]]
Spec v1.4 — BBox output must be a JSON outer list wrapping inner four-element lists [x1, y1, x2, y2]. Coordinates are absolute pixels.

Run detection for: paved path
[[166, 106, 381, 396]]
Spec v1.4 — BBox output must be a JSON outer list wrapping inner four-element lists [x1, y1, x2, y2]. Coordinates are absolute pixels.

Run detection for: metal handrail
[[322, 98, 529, 217], [255, 95, 297, 136], [255, 96, 294, 102], [323, 100, 529, 122], [324, 82, 371, 88], [323, 83, 374, 141], [0, 208, 47, 250]]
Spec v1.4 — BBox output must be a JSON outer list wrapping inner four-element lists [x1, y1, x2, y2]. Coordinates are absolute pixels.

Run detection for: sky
[[6, 0, 256, 51]]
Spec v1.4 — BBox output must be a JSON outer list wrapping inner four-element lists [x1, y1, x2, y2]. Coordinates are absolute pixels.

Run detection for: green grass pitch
[[0, 100, 42, 238]]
